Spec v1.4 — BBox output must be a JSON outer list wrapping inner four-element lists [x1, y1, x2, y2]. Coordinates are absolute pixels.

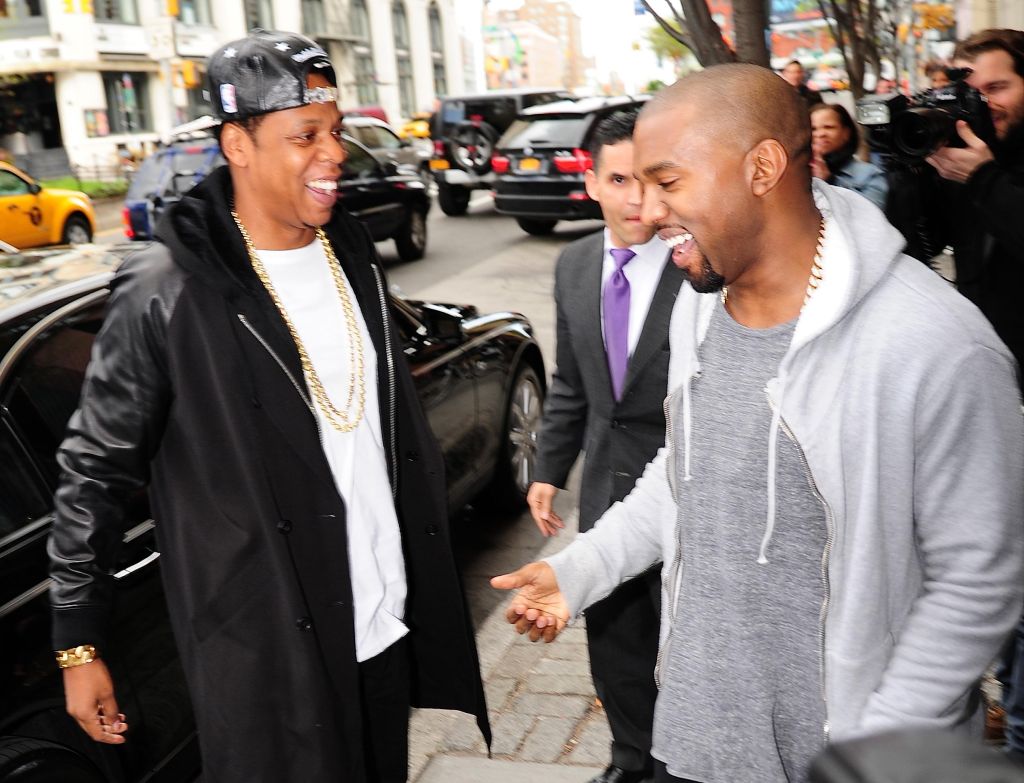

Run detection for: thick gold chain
[[231, 212, 365, 432], [721, 217, 827, 308]]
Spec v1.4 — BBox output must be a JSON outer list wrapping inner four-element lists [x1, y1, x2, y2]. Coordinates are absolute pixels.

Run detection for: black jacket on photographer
[[937, 125, 1024, 370]]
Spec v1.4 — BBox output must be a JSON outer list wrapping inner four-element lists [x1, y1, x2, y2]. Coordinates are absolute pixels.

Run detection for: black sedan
[[124, 135, 430, 262], [0, 243, 544, 781]]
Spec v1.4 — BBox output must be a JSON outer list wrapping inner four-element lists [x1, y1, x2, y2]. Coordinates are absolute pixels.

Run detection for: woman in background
[[810, 102, 889, 210]]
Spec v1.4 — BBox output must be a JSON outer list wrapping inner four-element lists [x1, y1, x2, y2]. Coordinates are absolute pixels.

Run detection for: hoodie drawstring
[[759, 374, 787, 564]]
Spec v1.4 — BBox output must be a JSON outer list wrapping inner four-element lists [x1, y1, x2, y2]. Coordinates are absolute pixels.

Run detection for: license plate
[[517, 157, 541, 172]]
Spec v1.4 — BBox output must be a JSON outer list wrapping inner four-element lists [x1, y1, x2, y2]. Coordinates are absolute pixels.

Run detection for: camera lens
[[893, 108, 954, 157]]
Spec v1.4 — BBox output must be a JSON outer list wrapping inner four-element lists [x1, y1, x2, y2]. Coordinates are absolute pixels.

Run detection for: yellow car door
[[0, 168, 49, 248]]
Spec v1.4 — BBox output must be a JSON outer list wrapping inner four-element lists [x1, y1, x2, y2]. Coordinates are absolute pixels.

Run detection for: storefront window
[[177, 0, 211, 26], [93, 0, 138, 24], [102, 72, 151, 133], [243, 0, 272, 32]]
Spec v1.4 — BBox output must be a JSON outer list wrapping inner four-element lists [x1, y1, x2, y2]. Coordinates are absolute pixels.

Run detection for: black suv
[[429, 88, 571, 216], [492, 95, 649, 235]]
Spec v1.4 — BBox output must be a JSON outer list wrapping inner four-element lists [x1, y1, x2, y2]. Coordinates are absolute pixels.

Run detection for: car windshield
[[498, 117, 590, 149]]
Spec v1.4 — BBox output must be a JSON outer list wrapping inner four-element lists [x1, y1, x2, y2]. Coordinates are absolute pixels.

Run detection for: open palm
[[491, 561, 571, 643]]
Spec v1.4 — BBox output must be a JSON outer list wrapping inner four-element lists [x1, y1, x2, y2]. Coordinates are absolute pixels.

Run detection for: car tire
[[61, 214, 93, 245], [438, 184, 471, 216], [516, 218, 557, 236], [487, 362, 544, 509], [451, 121, 499, 175], [395, 208, 428, 262], [0, 737, 105, 783]]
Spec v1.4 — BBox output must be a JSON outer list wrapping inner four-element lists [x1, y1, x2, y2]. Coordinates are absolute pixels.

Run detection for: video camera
[[855, 68, 995, 160]]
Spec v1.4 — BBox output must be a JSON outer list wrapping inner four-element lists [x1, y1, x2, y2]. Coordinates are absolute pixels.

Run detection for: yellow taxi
[[0, 161, 96, 249]]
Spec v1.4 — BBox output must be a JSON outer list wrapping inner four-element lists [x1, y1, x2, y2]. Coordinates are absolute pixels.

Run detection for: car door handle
[[114, 550, 161, 580]]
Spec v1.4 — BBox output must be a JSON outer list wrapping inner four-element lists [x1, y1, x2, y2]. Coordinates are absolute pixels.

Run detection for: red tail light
[[122, 206, 134, 239], [433, 140, 445, 157], [553, 148, 594, 174], [491, 154, 510, 174]]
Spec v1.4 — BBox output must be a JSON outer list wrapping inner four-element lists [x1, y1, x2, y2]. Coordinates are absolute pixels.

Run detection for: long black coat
[[534, 231, 683, 531], [49, 167, 489, 781]]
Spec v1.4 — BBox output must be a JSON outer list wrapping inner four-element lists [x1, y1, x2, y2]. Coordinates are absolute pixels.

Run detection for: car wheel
[[488, 363, 544, 508], [451, 121, 499, 175], [395, 208, 427, 262], [0, 737, 105, 783], [438, 184, 471, 216], [516, 218, 557, 236], [61, 214, 93, 245]]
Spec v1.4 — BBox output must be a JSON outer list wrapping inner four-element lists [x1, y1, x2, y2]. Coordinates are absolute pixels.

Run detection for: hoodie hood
[[667, 181, 909, 563]]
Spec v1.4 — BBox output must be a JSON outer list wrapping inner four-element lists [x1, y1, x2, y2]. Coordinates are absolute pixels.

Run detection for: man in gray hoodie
[[492, 64, 1024, 783]]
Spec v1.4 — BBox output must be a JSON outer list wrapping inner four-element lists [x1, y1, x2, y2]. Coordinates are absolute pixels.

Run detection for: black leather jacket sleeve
[[48, 247, 182, 650]]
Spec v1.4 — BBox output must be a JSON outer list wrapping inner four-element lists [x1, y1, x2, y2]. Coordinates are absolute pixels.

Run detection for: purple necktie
[[604, 247, 635, 400]]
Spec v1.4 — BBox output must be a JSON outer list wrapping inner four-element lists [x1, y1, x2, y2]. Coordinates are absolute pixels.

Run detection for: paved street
[[93, 193, 617, 781]]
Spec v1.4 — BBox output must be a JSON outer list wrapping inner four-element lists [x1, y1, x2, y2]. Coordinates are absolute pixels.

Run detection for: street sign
[[145, 17, 176, 61]]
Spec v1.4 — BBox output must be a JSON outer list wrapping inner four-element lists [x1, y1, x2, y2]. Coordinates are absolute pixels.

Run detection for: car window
[[342, 141, 378, 179], [0, 170, 29, 196], [522, 93, 570, 109], [371, 126, 402, 150], [2, 303, 105, 481], [498, 117, 590, 148], [0, 419, 51, 540]]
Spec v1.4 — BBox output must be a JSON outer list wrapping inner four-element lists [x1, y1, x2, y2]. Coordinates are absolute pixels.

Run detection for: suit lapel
[[577, 234, 614, 402], [622, 252, 682, 395]]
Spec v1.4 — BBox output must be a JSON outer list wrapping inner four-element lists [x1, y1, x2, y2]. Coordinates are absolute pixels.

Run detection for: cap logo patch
[[220, 83, 238, 113], [292, 46, 328, 64], [305, 86, 339, 105]]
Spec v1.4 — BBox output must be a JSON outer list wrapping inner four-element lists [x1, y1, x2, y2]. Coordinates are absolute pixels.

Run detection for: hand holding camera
[[926, 120, 996, 183]]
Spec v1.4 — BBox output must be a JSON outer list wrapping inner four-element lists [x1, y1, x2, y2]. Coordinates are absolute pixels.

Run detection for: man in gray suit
[[527, 109, 683, 783]]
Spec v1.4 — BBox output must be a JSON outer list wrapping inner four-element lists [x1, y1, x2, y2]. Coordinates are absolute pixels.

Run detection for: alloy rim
[[507, 373, 541, 494]]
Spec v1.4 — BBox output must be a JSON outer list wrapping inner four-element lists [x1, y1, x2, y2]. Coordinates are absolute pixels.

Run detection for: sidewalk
[[410, 505, 612, 782]]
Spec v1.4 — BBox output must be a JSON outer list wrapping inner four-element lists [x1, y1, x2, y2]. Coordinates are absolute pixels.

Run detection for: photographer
[[926, 28, 1024, 370]]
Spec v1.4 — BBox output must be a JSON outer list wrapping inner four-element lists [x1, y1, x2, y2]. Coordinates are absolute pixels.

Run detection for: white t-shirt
[[600, 230, 669, 356], [258, 238, 408, 663]]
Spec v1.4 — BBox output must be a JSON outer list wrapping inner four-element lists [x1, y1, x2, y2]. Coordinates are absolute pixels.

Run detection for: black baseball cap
[[207, 30, 338, 122]]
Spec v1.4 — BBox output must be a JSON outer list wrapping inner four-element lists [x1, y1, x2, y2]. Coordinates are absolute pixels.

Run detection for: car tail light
[[491, 154, 510, 174], [568, 190, 591, 201], [553, 148, 594, 174], [433, 140, 445, 157], [122, 206, 135, 239]]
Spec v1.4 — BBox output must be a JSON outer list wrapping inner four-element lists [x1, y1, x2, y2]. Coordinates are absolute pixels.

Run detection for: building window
[[428, 2, 446, 97], [93, 0, 138, 24], [302, 0, 326, 36], [392, 1, 413, 117], [177, 0, 211, 26], [102, 72, 151, 133], [0, 0, 44, 21], [351, 0, 377, 105], [243, 0, 272, 31]]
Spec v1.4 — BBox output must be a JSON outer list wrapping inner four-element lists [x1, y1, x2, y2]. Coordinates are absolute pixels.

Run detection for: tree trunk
[[732, 0, 771, 66]]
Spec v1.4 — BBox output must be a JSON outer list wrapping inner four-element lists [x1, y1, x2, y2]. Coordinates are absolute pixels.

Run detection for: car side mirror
[[28, 181, 41, 195], [420, 303, 463, 341]]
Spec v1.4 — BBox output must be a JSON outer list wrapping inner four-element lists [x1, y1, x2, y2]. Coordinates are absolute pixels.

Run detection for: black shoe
[[588, 765, 649, 783]]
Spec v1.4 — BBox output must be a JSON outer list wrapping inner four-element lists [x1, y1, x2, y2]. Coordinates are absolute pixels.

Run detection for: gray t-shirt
[[653, 301, 827, 782]]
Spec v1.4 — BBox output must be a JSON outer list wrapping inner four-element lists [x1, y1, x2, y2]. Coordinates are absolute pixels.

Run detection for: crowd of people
[[45, 24, 1024, 783]]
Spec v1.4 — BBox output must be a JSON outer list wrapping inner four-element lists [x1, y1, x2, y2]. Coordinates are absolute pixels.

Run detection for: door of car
[[0, 168, 50, 249], [339, 139, 405, 241], [389, 298, 480, 511], [0, 292, 198, 781]]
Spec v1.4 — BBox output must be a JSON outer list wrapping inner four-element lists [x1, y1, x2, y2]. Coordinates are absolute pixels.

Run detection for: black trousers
[[358, 636, 411, 782], [584, 565, 661, 774], [654, 759, 699, 782]]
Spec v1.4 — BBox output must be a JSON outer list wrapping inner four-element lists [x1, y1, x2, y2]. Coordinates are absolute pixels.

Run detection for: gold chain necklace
[[231, 212, 366, 432], [721, 217, 827, 308]]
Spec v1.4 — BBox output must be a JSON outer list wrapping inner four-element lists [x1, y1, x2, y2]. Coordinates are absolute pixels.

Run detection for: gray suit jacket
[[535, 230, 684, 532]]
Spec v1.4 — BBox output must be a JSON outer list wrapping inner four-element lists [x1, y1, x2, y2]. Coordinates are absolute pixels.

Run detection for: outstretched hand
[[491, 561, 570, 643], [927, 120, 995, 183]]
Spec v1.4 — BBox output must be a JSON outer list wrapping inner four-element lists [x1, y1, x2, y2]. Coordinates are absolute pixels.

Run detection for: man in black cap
[[49, 30, 488, 782]]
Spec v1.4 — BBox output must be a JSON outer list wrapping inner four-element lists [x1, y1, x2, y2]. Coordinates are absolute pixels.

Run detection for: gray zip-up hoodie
[[546, 180, 1024, 741]]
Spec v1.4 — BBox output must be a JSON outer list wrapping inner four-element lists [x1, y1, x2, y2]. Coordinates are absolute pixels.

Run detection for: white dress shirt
[[600, 229, 669, 356], [258, 239, 408, 663]]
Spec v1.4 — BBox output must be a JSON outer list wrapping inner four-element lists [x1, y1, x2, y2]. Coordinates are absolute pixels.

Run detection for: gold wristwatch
[[55, 644, 99, 669]]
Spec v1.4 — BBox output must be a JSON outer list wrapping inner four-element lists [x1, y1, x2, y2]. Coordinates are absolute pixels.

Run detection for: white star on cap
[[274, 42, 290, 52], [223, 47, 237, 58]]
